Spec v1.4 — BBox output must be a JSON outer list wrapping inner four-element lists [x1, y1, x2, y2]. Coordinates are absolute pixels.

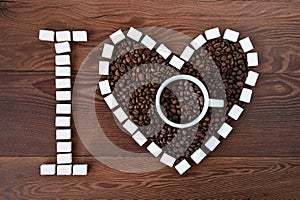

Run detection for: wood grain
[[0, 0, 299, 199], [1, 157, 300, 199], [0, 0, 299, 73]]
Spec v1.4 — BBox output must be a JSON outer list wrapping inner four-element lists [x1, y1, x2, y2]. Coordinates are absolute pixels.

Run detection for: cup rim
[[155, 74, 210, 129]]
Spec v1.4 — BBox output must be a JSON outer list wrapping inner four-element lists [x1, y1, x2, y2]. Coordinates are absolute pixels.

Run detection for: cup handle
[[209, 99, 224, 107]]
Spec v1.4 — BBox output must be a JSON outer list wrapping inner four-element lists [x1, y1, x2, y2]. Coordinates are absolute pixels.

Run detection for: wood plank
[[0, 0, 299, 73], [0, 157, 299, 199], [0, 73, 299, 157]]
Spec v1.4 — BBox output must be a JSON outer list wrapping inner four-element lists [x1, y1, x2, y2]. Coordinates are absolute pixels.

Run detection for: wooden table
[[1, 0, 299, 199]]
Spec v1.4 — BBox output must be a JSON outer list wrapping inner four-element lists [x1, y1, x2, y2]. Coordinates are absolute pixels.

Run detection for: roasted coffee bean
[[104, 37, 248, 163]]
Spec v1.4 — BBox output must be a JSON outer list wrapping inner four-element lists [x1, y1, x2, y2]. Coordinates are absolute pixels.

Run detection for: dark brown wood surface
[[0, 0, 299, 199]]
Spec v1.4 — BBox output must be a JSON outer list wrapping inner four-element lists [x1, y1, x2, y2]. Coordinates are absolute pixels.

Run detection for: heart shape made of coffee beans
[[98, 27, 259, 175]]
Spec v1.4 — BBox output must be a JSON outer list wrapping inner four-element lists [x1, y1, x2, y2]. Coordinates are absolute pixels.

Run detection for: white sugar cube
[[104, 94, 119, 109], [72, 31, 87, 42], [113, 107, 128, 123], [40, 164, 56, 175], [245, 71, 259, 86], [247, 52, 258, 67], [132, 131, 147, 146], [205, 136, 220, 151], [39, 30, 55, 42], [56, 91, 71, 101], [190, 148, 206, 164], [110, 29, 125, 44], [55, 116, 71, 127], [55, 78, 71, 89], [102, 43, 114, 59], [239, 37, 254, 53], [205, 27, 221, 40], [57, 153, 72, 164], [54, 42, 71, 54], [56, 31, 71, 42], [57, 142, 72, 153], [57, 165, 72, 175], [209, 99, 224, 107], [217, 122, 233, 138], [56, 129, 71, 140], [223, 29, 240, 42], [141, 35, 156, 50], [55, 55, 71, 66], [156, 44, 171, 59], [190, 34, 206, 50], [99, 61, 110, 75], [160, 153, 176, 167], [56, 104, 71, 114], [239, 88, 252, 103], [127, 27, 143, 42], [228, 104, 244, 120], [73, 164, 88, 175], [98, 80, 111, 95], [123, 119, 138, 135], [175, 159, 191, 175], [55, 66, 71, 77], [147, 142, 162, 157], [169, 55, 185, 70], [180, 46, 194, 61]]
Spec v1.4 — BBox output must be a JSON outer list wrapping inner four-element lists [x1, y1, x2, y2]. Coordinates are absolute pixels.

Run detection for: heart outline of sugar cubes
[[99, 27, 259, 175]]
